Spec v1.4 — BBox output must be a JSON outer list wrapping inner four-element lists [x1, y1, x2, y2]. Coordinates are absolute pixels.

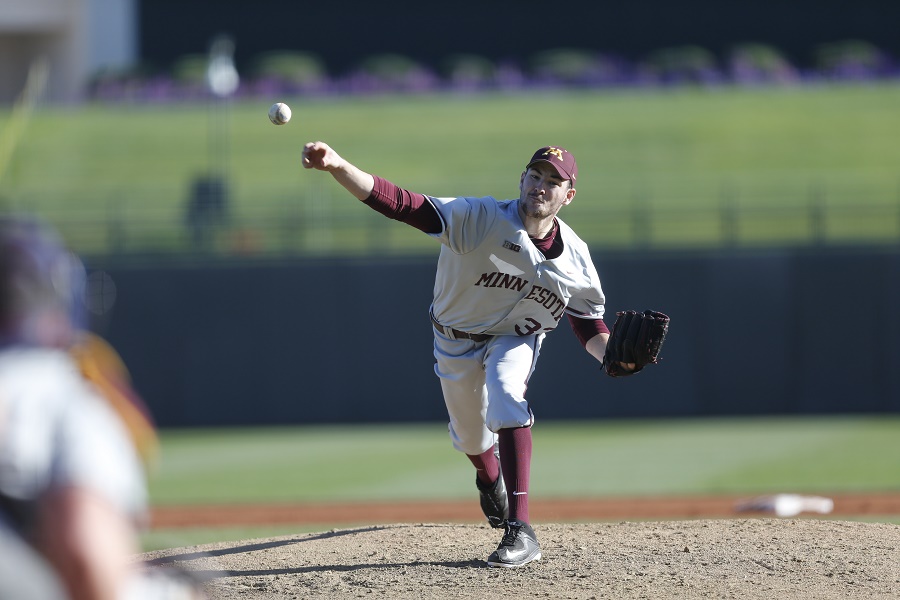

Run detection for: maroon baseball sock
[[467, 446, 500, 486], [498, 426, 532, 525]]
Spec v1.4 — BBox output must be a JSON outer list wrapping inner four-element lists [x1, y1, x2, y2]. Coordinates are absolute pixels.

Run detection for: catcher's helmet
[[0, 215, 86, 347]]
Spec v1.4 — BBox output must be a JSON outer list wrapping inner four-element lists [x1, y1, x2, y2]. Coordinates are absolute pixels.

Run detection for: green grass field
[[143, 415, 900, 550], [2, 83, 900, 255]]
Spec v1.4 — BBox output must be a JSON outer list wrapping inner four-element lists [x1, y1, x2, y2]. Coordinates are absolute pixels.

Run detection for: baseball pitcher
[[301, 142, 668, 567]]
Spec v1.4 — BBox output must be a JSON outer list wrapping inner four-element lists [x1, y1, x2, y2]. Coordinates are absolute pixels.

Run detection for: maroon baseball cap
[[526, 146, 577, 183]]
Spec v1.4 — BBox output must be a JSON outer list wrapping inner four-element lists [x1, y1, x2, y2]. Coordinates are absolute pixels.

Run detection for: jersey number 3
[[515, 318, 543, 336]]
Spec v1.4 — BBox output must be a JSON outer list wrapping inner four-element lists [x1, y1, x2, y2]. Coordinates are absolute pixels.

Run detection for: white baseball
[[268, 102, 291, 125]]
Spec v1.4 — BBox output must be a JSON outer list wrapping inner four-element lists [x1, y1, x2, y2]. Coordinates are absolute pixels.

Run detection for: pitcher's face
[[518, 162, 575, 220]]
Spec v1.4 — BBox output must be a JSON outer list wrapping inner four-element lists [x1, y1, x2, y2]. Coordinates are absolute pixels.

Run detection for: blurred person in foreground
[[0, 216, 199, 599]]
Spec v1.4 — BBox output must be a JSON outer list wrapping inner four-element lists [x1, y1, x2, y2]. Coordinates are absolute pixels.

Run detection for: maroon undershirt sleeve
[[362, 175, 442, 234], [568, 314, 610, 348]]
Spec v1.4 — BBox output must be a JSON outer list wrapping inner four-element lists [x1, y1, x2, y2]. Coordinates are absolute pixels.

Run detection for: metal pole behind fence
[[810, 183, 826, 245], [720, 183, 738, 246], [109, 192, 125, 253], [632, 190, 650, 248]]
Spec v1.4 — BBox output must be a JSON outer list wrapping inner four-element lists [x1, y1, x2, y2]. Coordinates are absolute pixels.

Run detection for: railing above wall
[[4, 181, 899, 265]]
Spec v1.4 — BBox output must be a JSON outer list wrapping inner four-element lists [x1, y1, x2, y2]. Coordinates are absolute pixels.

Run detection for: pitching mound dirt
[[142, 519, 899, 599]]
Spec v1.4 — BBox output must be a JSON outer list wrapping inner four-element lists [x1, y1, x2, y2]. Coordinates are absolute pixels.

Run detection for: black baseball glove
[[602, 309, 670, 377]]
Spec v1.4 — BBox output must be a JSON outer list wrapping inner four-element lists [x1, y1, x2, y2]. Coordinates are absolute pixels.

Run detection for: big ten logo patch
[[503, 240, 522, 252]]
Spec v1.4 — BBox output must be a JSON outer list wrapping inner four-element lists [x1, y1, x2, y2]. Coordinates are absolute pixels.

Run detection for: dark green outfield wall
[[93, 247, 900, 427]]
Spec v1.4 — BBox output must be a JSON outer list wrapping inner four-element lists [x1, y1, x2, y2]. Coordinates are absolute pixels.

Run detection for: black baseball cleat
[[476, 474, 509, 528], [486, 519, 542, 568]]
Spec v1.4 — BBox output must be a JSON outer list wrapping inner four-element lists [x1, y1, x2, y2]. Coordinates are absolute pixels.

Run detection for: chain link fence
[[6, 180, 899, 265]]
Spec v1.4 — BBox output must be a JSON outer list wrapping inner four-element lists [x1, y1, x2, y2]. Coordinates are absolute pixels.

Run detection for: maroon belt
[[430, 314, 492, 342]]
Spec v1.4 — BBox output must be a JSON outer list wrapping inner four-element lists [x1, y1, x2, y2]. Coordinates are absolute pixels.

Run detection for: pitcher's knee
[[449, 424, 496, 455], [485, 401, 534, 433]]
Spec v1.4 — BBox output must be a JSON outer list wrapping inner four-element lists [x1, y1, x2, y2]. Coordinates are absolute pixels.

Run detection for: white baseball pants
[[432, 328, 543, 455]]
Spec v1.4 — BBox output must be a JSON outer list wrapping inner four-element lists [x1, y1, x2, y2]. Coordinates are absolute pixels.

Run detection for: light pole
[[188, 34, 239, 251], [207, 34, 239, 183]]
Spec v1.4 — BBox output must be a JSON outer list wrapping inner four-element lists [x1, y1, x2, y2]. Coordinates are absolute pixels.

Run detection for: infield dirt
[[142, 495, 900, 599]]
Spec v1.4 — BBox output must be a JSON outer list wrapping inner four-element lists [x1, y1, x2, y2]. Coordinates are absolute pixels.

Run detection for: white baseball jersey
[[427, 195, 606, 335], [0, 347, 147, 528]]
